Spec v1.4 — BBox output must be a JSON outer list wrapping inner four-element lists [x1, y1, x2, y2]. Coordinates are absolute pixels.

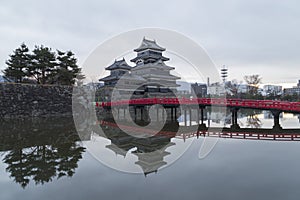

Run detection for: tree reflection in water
[[246, 115, 261, 128], [240, 109, 262, 128], [0, 118, 85, 188]]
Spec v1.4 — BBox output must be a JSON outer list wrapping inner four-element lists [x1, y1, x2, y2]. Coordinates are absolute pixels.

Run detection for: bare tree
[[244, 75, 262, 96]]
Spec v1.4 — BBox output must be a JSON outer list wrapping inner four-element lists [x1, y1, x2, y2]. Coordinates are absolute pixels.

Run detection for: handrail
[[97, 98, 300, 112]]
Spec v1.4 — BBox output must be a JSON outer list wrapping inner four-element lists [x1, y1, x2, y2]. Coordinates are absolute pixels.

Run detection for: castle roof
[[99, 74, 118, 82], [135, 160, 167, 175], [130, 54, 169, 63], [132, 60, 175, 71], [134, 38, 166, 52], [106, 143, 128, 157], [105, 58, 131, 70]]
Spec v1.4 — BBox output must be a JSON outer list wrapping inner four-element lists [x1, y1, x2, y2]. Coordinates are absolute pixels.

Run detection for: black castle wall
[[0, 83, 73, 118]]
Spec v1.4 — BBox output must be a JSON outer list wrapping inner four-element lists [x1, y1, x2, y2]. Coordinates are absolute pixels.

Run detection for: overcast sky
[[1, 0, 300, 87]]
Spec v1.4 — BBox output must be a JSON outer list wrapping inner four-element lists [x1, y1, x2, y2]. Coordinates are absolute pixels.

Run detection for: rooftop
[[134, 37, 166, 52], [105, 58, 131, 70]]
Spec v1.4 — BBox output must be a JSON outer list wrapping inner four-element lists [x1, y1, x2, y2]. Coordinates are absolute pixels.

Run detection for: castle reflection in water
[[0, 116, 181, 187], [1, 110, 300, 188]]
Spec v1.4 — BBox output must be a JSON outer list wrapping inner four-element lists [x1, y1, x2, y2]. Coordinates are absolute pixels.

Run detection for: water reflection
[[95, 111, 300, 175], [243, 109, 262, 128], [0, 118, 85, 188], [97, 119, 180, 175], [197, 109, 300, 129], [202, 108, 264, 128], [1, 111, 300, 189]]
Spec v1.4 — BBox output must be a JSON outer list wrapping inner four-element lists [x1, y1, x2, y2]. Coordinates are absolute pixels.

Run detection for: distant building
[[176, 90, 190, 97], [283, 80, 300, 96], [207, 82, 225, 96], [176, 81, 191, 97], [85, 82, 104, 90], [262, 85, 282, 96], [284, 87, 300, 96], [236, 84, 249, 94], [191, 82, 207, 97]]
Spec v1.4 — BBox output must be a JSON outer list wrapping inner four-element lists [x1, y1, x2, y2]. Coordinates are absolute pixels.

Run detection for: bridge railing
[[97, 98, 300, 112]]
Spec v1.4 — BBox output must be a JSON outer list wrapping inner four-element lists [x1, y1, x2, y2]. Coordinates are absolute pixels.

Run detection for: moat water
[[1, 110, 300, 200]]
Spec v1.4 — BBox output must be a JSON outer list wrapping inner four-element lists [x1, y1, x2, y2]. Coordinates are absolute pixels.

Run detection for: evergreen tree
[[3, 44, 83, 85], [28, 45, 56, 84], [55, 50, 81, 85], [3, 43, 30, 82]]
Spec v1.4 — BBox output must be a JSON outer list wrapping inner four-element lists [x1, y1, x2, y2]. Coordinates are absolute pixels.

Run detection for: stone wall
[[0, 83, 73, 118]]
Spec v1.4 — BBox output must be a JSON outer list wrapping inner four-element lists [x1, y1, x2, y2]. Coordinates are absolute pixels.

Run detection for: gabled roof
[[143, 73, 181, 80], [106, 144, 128, 157], [130, 54, 169, 63], [134, 37, 166, 52], [105, 58, 131, 70], [99, 75, 119, 82], [121, 74, 146, 81], [131, 60, 175, 71]]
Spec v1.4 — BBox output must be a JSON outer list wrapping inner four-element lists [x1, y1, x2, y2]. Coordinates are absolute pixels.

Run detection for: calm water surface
[[1, 111, 300, 200]]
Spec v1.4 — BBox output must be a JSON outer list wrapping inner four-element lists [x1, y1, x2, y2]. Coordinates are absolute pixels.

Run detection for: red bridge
[[98, 98, 300, 113], [97, 98, 300, 130]]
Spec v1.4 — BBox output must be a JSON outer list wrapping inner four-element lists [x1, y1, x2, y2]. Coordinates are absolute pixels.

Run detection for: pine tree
[[28, 45, 56, 84], [3, 43, 30, 82], [55, 50, 81, 85], [3, 44, 83, 85]]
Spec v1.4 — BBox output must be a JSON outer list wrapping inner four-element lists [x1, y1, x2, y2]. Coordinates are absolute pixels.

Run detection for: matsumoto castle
[[99, 38, 180, 100]]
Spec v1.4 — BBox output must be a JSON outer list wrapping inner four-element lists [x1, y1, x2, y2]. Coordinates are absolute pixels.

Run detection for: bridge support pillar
[[134, 106, 137, 122], [207, 111, 211, 128], [189, 108, 192, 126], [140, 107, 144, 121], [196, 108, 199, 124], [271, 110, 282, 130], [230, 108, 240, 130], [142, 106, 151, 122], [166, 107, 172, 122], [184, 109, 187, 126], [171, 107, 174, 121], [199, 106, 207, 129]]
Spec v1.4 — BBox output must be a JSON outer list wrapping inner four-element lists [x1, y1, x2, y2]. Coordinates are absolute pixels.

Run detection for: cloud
[[0, 0, 299, 85]]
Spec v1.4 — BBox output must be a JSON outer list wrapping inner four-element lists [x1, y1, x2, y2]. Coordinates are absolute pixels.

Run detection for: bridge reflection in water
[[94, 111, 300, 175], [100, 119, 300, 142], [1, 112, 300, 187]]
